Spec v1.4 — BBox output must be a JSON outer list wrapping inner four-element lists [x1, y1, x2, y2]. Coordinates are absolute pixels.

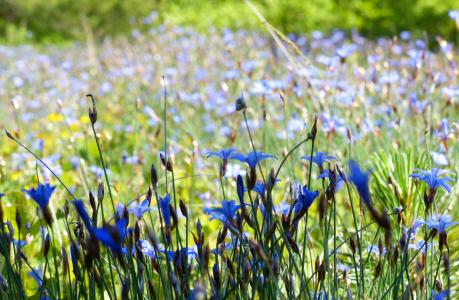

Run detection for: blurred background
[[0, 0, 458, 44]]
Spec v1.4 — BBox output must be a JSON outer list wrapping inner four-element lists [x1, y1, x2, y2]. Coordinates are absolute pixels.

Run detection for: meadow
[[0, 10, 459, 300]]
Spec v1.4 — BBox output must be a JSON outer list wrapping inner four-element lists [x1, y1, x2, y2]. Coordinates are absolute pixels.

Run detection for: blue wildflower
[[73, 200, 127, 254], [408, 241, 435, 255], [366, 245, 386, 256], [275, 201, 291, 215], [231, 151, 277, 169], [251, 179, 280, 198], [115, 202, 126, 218], [348, 160, 372, 205], [303, 152, 336, 170], [404, 219, 424, 240], [207, 148, 238, 176], [73, 200, 93, 233], [318, 169, 345, 191], [204, 200, 241, 224], [162, 248, 197, 261], [92, 227, 122, 254], [410, 168, 454, 193], [28, 267, 43, 289], [159, 194, 172, 226], [92, 218, 128, 255], [294, 185, 319, 215], [423, 214, 459, 234], [23, 183, 55, 209], [206, 148, 237, 161], [432, 289, 449, 300], [133, 240, 157, 259], [128, 199, 151, 219], [70, 243, 80, 269], [13, 239, 26, 249]]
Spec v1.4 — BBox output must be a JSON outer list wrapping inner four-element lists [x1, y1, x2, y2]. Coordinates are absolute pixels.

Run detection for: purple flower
[[23, 183, 56, 209], [231, 151, 277, 169], [410, 168, 454, 193]]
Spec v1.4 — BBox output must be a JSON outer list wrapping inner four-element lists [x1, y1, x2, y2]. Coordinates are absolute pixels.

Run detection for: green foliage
[[0, 0, 458, 44], [371, 148, 430, 220]]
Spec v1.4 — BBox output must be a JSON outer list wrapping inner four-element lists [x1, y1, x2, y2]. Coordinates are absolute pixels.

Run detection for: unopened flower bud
[[235, 95, 247, 112], [86, 94, 97, 125], [43, 234, 51, 257]]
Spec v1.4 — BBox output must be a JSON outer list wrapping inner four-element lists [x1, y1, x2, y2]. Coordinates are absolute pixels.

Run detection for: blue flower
[[116, 218, 128, 241], [318, 169, 345, 191], [28, 267, 43, 289], [206, 148, 237, 161], [92, 218, 128, 255], [275, 201, 291, 215], [404, 219, 424, 240], [408, 241, 435, 255], [410, 168, 454, 193], [302, 152, 336, 170], [294, 185, 319, 214], [348, 160, 372, 205], [115, 202, 126, 218], [23, 183, 56, 209], [423, 214, 459, 234], [133, 240, 157, 259], [159, 194, 172, 226], [251, 179, 280, 198], [128, 199, 151, 219], [13, 239, 26, 248], [253, 182, 268, 197], [92, 227, 122, 254], [73, 200, 128, 254], [432, 289, 449, 300], [231, 151, 277, 169], [70, 243, 80, 268], [204, 200, 241, 224], [162, 248, 197, 261], [73, 200, 93, 233], [0, 193, 4, 198]]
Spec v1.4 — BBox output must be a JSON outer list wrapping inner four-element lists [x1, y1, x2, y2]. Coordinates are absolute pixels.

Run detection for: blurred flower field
[[0, 14, 459, 299]]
